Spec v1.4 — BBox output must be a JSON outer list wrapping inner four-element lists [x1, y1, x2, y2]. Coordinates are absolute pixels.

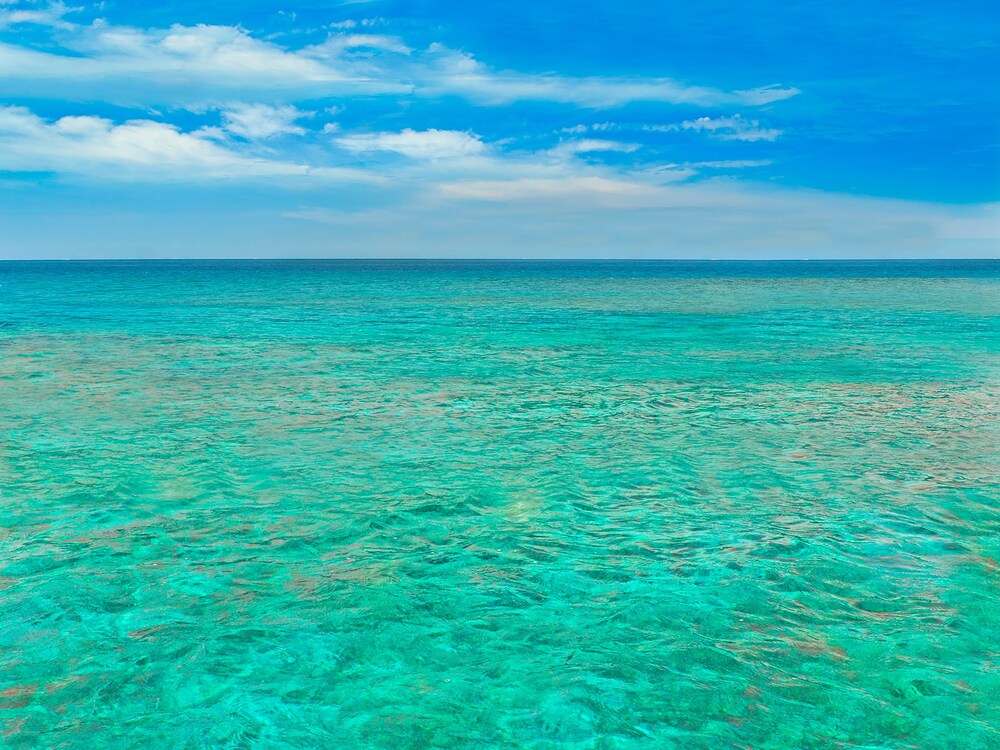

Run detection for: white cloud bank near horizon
[[0, 102, 996, 259], [284, 179, 1000, 255], [5, 191, 995, 259]]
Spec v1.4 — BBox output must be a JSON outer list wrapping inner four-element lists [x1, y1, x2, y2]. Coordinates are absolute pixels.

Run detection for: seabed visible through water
[[1, 260, 998, 748]]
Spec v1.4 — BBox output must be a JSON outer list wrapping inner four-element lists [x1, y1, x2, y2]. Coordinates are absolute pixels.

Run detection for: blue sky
[[0, 0, 997, 258]]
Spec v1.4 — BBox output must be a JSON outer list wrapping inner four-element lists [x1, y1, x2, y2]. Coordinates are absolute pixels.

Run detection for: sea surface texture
[[1, 260, 998, 749]]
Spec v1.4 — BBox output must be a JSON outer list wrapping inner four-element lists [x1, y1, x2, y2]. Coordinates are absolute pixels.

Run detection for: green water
[[1, 260, 998, 749]]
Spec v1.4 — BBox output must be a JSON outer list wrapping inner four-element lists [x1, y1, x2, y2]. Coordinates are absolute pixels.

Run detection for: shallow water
[[1, 260, 998, 749]]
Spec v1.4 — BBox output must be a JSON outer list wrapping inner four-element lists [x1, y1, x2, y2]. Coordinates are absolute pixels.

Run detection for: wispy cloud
[[0, 0, 76, 29], [335, 128, 487, 159], [220, 104, 308, 140], [0, 14, 799, 110], [654, 159, 773, 170], [309, 33, 412, 56], [548, 139, 641, 157], [560, 123, 621, 134], [326, 18, 387, 31], [0, 23, 411, 106], [420, 46, 799, 108], [645, 115, 782, 141]]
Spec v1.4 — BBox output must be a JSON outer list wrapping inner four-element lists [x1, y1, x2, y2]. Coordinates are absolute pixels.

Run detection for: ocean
[[1, 260, 998, 748]]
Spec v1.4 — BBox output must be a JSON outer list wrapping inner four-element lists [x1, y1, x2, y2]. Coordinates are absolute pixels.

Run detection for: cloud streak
[[645, 115, 782, 141], [0, 23, 411, 106], [0, 15, 799, 110], [418, 46, 799, 108], [548, 139, 641, 157], [335, 129, 487, 160]]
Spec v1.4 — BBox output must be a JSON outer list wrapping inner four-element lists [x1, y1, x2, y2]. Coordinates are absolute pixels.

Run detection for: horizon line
[[0, 257, 997, 263]]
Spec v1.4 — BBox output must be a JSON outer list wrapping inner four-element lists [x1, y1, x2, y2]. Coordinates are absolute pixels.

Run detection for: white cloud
[[336, 128, 486, 159], [309, 33, 411, 56], [646, 115, 781, 141], [420, 46, 799, 108], [0, 105, 371, 182], [682, 115, 781, 141], [221, 104, 307, 140], [0, 17, 799, 110], [561, 122, 621, 134], [327, 18, 386, 30], [78, 24, 332, 80], [685, 159, 772, 168], [549, 139, 641, 157], [0, 0, 75, 29], [0, 24, 412, 106], [652, 159, 773, 170]]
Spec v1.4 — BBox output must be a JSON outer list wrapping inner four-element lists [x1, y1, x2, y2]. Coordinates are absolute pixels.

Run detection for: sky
[[0, 0, 997, 258]]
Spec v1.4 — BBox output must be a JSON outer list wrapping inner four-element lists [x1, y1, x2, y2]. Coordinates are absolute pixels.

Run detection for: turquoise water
[[1, 260, 998, 749]]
